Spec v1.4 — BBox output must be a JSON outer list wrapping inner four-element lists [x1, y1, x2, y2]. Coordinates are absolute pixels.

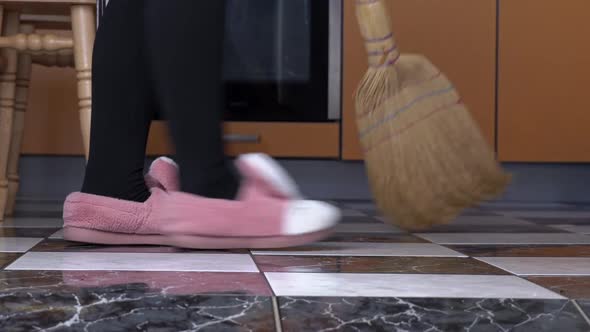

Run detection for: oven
[[223, 0, 342, 122], [97, 0, 343, 122]]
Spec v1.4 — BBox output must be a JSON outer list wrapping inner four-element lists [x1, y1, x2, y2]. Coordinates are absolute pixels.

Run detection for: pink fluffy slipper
[[145, 154, 302, 199], [63, 178, 339, 249]]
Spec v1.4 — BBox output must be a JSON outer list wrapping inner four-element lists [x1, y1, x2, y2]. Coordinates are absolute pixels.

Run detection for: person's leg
[[144, 0, 240, 200], [81, 0, 154, 202]]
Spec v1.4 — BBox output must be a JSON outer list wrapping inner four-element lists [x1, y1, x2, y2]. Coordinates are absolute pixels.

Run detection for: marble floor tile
[[323, 233, 426, 243], [576, 300, 590, 318], [279, 297, 588, 332], [500, 210, 590, 219], [265, 273, 564, 299], [0, 217, 63, 228], [0, 270, 271, 296], [255, 256, 508, 274], [0, 286, 274, 331], [29, 239, 242, 254], [7, 252, 259, 272], [449, 245, 590, 257], [527, 277, 590, 299], [251, 242, 466, 257], [49, 229, 64, 239], [478, 257, 590, 276], [0, 227, 60, 238], [417, 233, 590, 245], [0, 238, 43, 253], [550, 224, 590, 234], [335, 222, 404, 234], [0, 253, 20, 269]]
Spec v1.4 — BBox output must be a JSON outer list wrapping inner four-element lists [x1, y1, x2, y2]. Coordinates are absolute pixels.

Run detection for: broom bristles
[[354, 0, 510, 230], [355, 57, 510, 230]]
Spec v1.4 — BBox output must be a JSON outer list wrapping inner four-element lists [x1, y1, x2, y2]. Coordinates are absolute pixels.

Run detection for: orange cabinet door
[[498, 0, 590, 162], [22, 66, 340, 158], [343, 0, 497, 160]]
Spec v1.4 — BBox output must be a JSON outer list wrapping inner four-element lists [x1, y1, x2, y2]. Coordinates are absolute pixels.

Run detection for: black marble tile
[[449, 245, 590, 257], [577, 300, 590, 318], [255, 256, 508, 274], [0, 254, 20, 269], [323, 233, 426, 243], [0, 271, 275, 331], [31, 239, 249, 254], [0, 228, 60, 238], [279, 297, 589, 332]]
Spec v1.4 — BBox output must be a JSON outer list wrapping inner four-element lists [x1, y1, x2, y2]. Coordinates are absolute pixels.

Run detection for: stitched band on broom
[[354, 0, 510, 230]]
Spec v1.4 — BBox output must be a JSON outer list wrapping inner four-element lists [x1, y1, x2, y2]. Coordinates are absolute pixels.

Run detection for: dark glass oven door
[[223, 0, 341, 122]]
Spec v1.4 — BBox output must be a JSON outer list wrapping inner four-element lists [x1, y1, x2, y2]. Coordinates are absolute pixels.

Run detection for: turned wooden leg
[[5, 24, 34, 217], [71, 5, 95, 160], [0, 11, 19, 220]]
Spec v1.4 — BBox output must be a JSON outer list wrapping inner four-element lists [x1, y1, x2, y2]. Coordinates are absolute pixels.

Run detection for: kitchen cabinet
[[343, 0, 498, 160], [21, 66, 340, 158], [498, 0, 590, 162]]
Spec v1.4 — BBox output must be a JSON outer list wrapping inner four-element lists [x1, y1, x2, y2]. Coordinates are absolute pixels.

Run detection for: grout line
[[572, 300, 590, 327], [271, 296, 284, 332], [251, 250, 283, 332]]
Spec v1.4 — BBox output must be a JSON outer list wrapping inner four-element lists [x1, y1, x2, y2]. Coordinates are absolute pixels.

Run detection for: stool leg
[[5, 24, 34, 216], [71, 5, 95, 160], [0, 11, 19, 220]]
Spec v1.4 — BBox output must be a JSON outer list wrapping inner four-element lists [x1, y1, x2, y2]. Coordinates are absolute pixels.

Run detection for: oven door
[[223, 0, 341, 122]]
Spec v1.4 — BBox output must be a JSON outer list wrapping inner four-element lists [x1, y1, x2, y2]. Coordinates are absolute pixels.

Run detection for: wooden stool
[[0, 1, 95, 220]]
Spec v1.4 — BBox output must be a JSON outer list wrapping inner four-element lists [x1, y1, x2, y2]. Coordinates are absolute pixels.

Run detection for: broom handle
[[355, 0, 400, 67]]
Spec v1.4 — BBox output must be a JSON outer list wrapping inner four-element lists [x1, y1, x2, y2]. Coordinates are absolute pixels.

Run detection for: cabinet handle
[[223, 134, 260, 143]]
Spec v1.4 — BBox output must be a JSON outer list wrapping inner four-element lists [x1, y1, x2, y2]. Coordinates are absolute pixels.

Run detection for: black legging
[[81, 0, 240, 202]]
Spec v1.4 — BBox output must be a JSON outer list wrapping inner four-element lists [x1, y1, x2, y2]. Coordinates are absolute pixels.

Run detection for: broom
[[354, 0, 510, 230]]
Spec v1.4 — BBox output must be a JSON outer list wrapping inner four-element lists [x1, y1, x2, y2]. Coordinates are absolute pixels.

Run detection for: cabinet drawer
[[147, 121, 340, 158]]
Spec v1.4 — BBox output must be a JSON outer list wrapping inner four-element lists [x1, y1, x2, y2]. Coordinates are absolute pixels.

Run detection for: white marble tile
[[335, 223, 404, 234], [0, 238, 43, 253], [478, 257, 590, 276], [341, 209, 367, 217], [499, 211, 590, 219], [0, 218, 63, 228], [252, 242, 466, 257], [6, 252, 259, 272], [417, 233, 590, 245], [49, 229, 64, 239], [549, 224, 590, 234], [265, 273, 564, 299]]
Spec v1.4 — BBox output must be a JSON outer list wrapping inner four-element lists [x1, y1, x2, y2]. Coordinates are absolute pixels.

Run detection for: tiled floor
[[1, 200, 590, 331]]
